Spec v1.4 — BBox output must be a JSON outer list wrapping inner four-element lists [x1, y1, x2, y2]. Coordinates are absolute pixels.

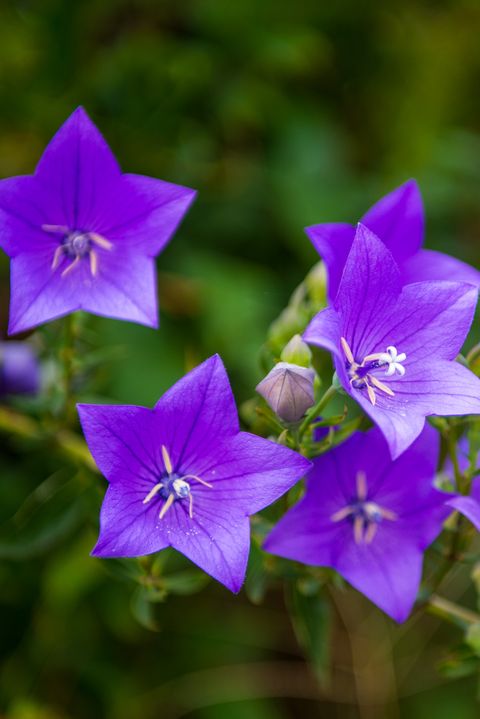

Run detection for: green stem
[[427, 594, 480, 628], [61, 314, 77, 426], [297, 384, 337, 442]]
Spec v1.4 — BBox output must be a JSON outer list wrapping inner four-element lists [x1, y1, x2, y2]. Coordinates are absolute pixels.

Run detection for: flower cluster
[[1, 110, 479, 625]]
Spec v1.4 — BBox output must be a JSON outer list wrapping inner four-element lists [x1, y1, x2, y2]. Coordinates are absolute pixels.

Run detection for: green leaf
[[130, 587, 161, 632], [0, 472, 85, 560], [286, 581, 331, 687]]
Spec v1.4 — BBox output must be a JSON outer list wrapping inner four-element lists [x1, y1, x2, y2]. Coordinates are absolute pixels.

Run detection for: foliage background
[[1, 1, 480, 717]]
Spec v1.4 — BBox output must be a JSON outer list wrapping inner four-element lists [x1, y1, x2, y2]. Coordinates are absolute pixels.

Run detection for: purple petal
[[0, 176, 61, 257], [188, 431, 310, 515], [153, 355, 239, 470], [92, 482, 170, 557], [402, 249, 480, 288], [8, 246, 158, 334], [334, 224, 401, 360], [77, 404, 163, 484], [335, 537, 424, 622], [361, 179, 424, 261], [362, 281, 477, 366], [303, 306, 342, 359], [448, 478, 480, 532], [163, 501, 251, 592], [305, 223, 354, 300], [98, 173, 196, 256], [35, 107, 121, 230], [349, 360, 480, 459], [265, 425, 446, 622]]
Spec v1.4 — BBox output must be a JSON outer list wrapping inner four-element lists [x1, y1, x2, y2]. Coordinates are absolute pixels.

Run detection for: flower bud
[[0, 342, 40, 396], [256, 362, 315, 423], [280, 334, 312, 368]]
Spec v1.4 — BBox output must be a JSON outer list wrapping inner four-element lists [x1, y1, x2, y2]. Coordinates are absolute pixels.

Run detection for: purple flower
[[0, 341, 40, 396], [0, 107, 196, 334], [78, 355, 310, 592], [306, 180, 480, 301], [264, 426, 449, 622], [303, 224, 480, 459]]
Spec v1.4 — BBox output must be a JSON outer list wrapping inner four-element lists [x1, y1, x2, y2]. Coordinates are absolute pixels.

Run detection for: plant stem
[[298, 384, 337, 442], [61, 314, 77, 426], [427, 594, 480, 628]]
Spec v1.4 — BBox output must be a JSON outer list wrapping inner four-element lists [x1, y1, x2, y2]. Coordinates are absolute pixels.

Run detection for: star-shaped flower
[[306, 180, 480, 300], [264, 426, 450, 622], [303, 224, 480, 459], [0, 107, 196, 334], [78, 355, 310, 592]]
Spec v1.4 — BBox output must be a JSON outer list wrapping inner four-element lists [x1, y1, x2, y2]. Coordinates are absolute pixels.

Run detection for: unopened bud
[[256, 362, 315, 423], [280, 334, 312, 368]]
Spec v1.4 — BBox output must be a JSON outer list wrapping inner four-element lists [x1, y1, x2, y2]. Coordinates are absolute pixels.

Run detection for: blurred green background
[[1, 0, 480, 717]]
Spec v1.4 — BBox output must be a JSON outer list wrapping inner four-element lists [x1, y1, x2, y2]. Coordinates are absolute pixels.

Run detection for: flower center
[[330, 471, 397, 544], [341, 337, 406, 406], [142, 445, 213, 520], [42, 224, 113, 278]]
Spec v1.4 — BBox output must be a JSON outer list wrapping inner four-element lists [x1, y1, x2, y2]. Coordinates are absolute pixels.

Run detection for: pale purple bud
[[256, 362, 315, 423], [0, 342, 40, 396]]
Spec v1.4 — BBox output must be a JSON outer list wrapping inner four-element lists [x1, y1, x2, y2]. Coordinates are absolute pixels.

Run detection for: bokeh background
[[1, 1, 480, 717]]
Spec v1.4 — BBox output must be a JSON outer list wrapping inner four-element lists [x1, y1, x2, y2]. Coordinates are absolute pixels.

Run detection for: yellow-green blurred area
[[1, 1, 480, 717]]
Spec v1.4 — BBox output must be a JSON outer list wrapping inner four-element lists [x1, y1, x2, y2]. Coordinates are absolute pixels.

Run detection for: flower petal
[[97, 173, 196, 256], [304, 222, 354, 300], [335, 536, 424, 622], [77, 404, 163, 486], [402, 248, 480, 288], [347, 359, 480, 459], [361, 179, 424, 261], [91, 482, 170, 558], [360, 281, 477, 365], [8, 246, 158, 334], [163, 500, 251, 592], [153, 355, 239, 472], [188, 431, 310, 515], [448, 478, 480, 532], [35, 107, 121, 230], [334, 224, 401, 360], [303, 306, 342, 359]]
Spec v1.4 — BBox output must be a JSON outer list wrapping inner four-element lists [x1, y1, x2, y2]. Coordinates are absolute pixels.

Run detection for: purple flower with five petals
[[303, 224, 480, 459], [306, 180, 480, 301], [264, 426, 449, 622], [0, 107, 196, 334], [78, 355, 310, 592]]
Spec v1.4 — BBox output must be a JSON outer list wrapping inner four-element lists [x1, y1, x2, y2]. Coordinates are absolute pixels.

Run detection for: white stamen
[[61, 255, 81, 277], [89, 232, 114, 250], [51, 245, 64, 270], [159, 493, 175, 520], [162, 445, 173, 475], [42, 224, 69, 234], [143, 482, 163, 504], [356, 471, 367, 501], [330, 472, 397, 545], [89, 249, 98, 277]]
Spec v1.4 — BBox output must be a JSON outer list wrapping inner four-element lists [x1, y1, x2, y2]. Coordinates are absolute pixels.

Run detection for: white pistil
[[142, 444, 212, 520], [340, 337, 405, 406], [330, 471, 398, 544]]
